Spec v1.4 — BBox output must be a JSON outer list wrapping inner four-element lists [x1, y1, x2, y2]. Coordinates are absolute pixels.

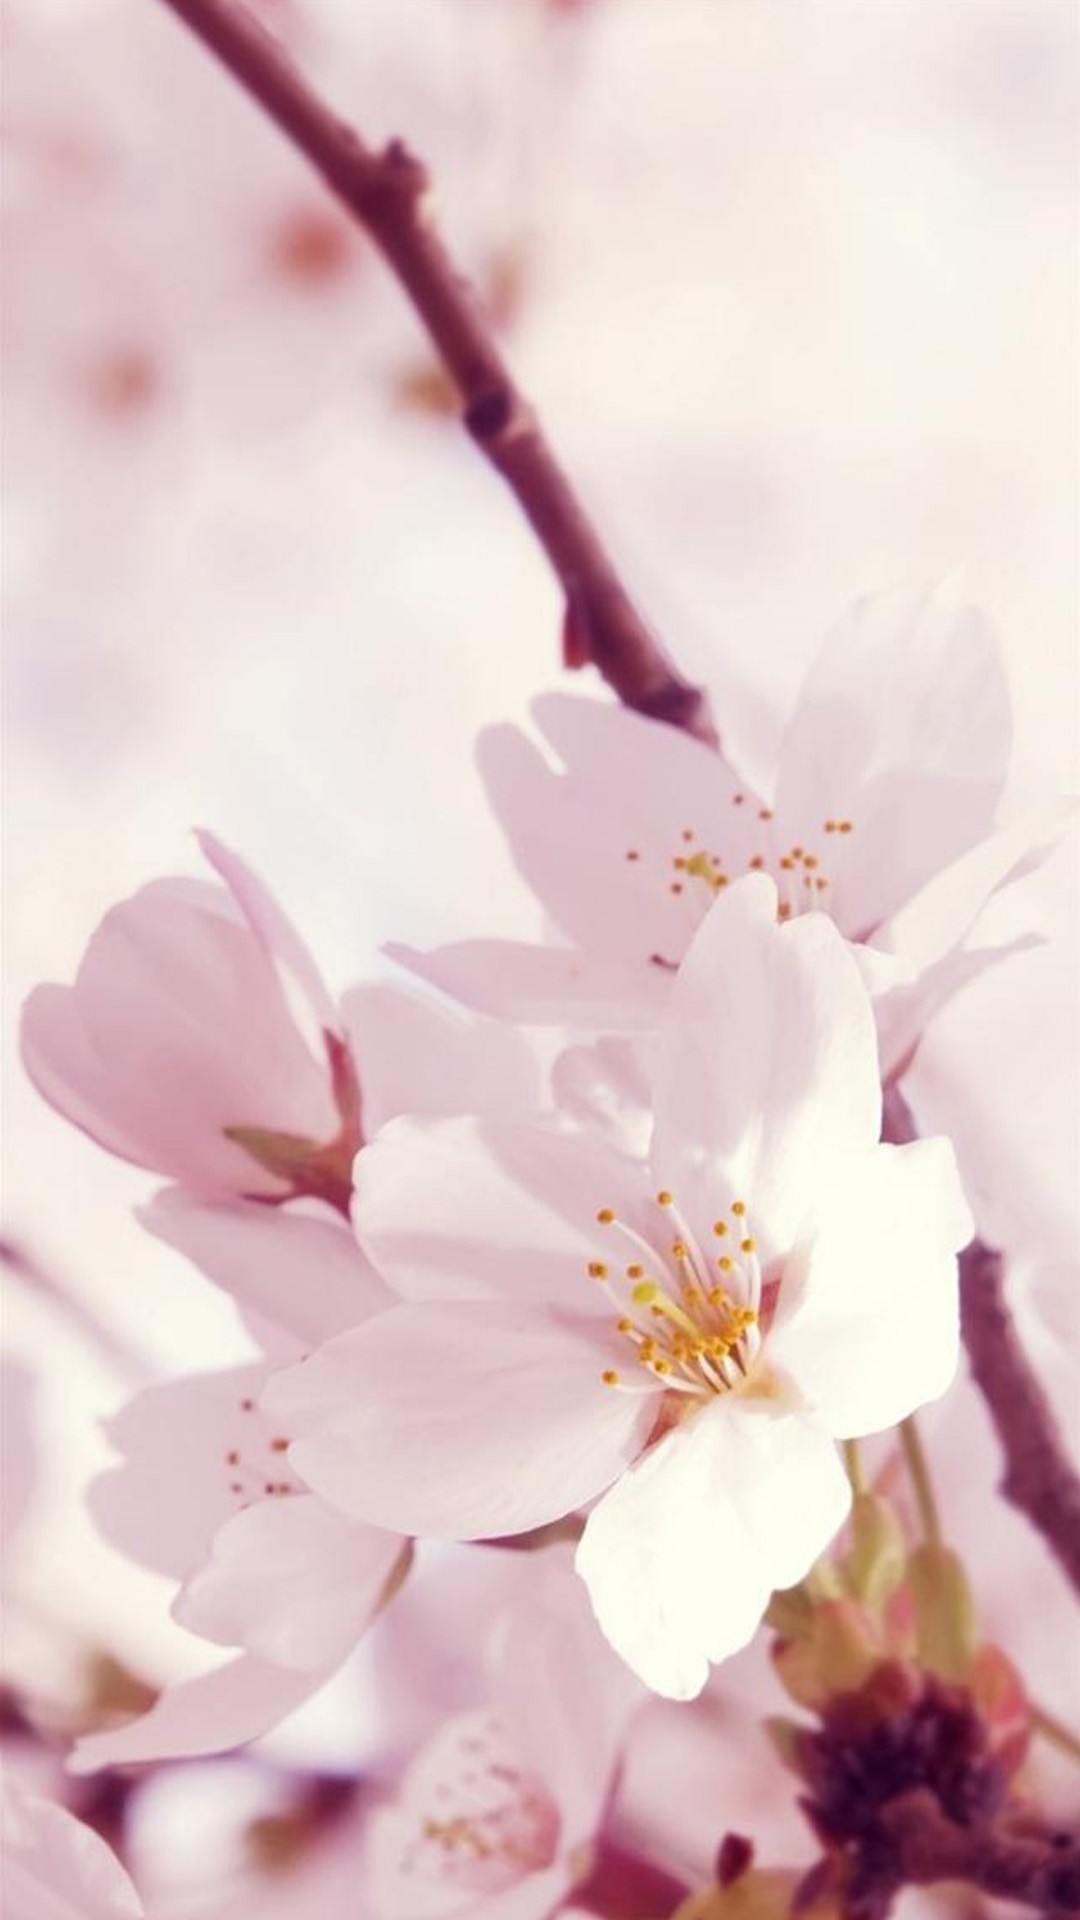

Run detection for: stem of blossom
[[843, 1437, 866, 1495], [899, 1415, 943, 1551], [152, 0, 716, 744]]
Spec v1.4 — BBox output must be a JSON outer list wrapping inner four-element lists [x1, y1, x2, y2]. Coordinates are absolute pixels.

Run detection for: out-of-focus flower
[[360, 1546, 646, 1920], [393, 584, 1065, 1078], [265, 877, 970, 1698], [2, 1781, 145, 1919], [70, 1210, 407, 1772]]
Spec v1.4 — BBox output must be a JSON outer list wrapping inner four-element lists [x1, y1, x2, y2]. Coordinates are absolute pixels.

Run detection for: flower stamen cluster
[[591, 1191, 762, 1396]]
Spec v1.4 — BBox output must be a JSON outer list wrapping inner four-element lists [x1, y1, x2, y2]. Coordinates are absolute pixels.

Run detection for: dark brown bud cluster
[[789, 1662, 1076, 1920]]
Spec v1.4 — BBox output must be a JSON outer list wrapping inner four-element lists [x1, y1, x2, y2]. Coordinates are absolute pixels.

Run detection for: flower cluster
[[13, 586, 1074, 1917]]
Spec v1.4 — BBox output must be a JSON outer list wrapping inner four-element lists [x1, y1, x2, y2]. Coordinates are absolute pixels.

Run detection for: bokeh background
[[3, 0, 1078, 1901]]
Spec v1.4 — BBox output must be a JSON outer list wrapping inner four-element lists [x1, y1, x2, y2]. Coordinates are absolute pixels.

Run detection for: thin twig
[[959, 1239, 1080, 1601], [883, 1087, 1080, 1604], [154, 0, 716, 744]]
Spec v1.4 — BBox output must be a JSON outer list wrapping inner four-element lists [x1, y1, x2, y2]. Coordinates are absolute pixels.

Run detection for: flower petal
[[478, 697, 754, 961], [89, 1364, 282, 1582], [21, 876, 338, 1193], [139, 1188, 390, 1347], [174, 1493, 407, 1670], [775, 583, 1011, 936], [385, 938, 669, 1029], [196, 829, 339, 1055], [875, 801, 1076, 973], [768, 1138, 972, 1437], [3, 1785, 145, 1919], [576, 1396, 850, 1698], [353, 1114, 647, 1311], [491, 1556, 646, 1842], [341, 982, 540, 1132], [650, 875, 880, 1260], [269, 1302, 656, 1539], [68, 1654, 321, 1773]]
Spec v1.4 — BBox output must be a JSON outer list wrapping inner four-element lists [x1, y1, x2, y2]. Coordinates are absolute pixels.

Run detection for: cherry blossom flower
[[71, 1209, 408, 1772], [391, 585, 1063, 1076], [360, 1547, 645, 1920], [265, 876, 971, 1698], [20, 836, 539, 1208], [20, 832, 356, 1203], [2, 1782, 145, 1920]]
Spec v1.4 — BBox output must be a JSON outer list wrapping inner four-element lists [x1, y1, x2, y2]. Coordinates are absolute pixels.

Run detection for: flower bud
[[21, 833, 358, 1203]]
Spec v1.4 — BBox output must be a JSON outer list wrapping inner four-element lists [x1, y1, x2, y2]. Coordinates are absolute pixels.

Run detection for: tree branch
[[959, 1240, 1080, 1601], [154, 0, 716, 743], [883, 1088, 1080, 1603]]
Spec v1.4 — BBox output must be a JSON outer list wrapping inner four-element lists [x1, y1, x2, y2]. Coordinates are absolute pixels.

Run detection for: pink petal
[[385, 938, 669, 1029], [650, 875, 880, 1262], [197, 829, 339, 1053], [341, 982, 540, 1134], [139, 1188, 390, 1347], [89, 1362, 293, 1582], [21, 875, 339, 1193], [491, 1557, 645, 1843], [1, 1357, 39, 1549], [551, 1037, 654, 1160], [577, 1396, 850, 1698], [68, 1653, 322, 1773], [3, 1785, 145, 1919], [874, 934, 1041, 1083], [353, 1114, 648, 1312], [478, 697, 754, 964], [364, 1707, 566, 1920], [775, 583, 1011, 936], [875, 801, 1076, 973], [268, 1302, 655, 1540], [174, 1493, 406, 1671], [768, 1138, 971, 1437]]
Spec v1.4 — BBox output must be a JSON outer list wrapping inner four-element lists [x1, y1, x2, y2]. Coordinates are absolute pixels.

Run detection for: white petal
[[768, 1138, 972, 1437], [650, 875, 880, 1261], [775, 582, 1010, 934], [576, 1395, 850, 1698]]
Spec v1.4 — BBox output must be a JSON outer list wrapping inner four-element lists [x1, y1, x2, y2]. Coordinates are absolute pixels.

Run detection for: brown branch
[[959, 1240, 1080, 1601], [879, 1790, 1080, 1915], [882, 1088, 1080, 1604], [153, 0, 716, 744]]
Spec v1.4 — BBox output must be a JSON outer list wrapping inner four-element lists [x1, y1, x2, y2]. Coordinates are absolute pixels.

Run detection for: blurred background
[[2, 0, 1078, 1902]]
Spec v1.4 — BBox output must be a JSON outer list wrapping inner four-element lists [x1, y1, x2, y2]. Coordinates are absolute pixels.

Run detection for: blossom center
[[589, 1190, 762, 1398], [399, 1711, 560, 1896], [626, 811, 856, 933], [221, 1394, 300, 1506]]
